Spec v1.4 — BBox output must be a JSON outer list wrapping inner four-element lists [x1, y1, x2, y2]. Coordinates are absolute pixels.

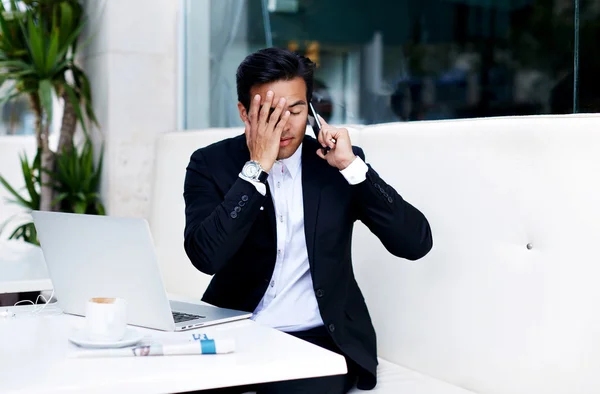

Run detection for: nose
[[283, 120, 293, 134]]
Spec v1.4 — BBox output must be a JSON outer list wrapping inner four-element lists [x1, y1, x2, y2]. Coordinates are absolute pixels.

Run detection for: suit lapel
[[301, 136, 327, 275]]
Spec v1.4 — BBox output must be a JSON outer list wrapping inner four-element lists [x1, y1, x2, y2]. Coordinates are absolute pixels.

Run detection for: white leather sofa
[[149, 115, 600, 394]]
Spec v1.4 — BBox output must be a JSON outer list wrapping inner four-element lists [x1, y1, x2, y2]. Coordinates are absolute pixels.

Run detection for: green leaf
[[20, 152, 39, 209], [27, 222, 38, 245], [54, 18, 84, 62], [80, 140, 93, 189], [8, 224, 22, 240], [74, 200, 87, 214], [5, 68, 36, 79], [8, 0, 18, 13], [45, 28, 60, 72], [90, 142, 104, 190], [0, 59, 35, 70], [8, 222, 39, 245], [50, 58, 69, 74], [4, 198, 30, 207], [38, 79, 53, 125], [95, 201, 105, 216], [0, 85, 22, 106], [51, 192, 68, 207], [26, 13, 46, 72], [0, 172, 32, 208], [0, 8, 14, 53], [72, 66, 98, 126], [58, 2, 73, 48]]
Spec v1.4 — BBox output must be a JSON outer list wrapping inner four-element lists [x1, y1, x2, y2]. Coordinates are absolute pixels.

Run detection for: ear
[[237, 102, 248, 123]]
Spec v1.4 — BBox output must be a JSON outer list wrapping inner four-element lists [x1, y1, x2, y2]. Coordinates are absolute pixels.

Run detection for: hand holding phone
[[307, 102, 334, 155], [309, 105, 357, 171]]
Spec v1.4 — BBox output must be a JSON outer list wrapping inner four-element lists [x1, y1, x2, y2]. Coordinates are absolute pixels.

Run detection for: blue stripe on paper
[[200, 339, 216, 354]]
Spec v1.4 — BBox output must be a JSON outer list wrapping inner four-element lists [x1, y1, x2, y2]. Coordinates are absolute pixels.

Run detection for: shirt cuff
[[340, 156, 368, 185], [239, 174, 266, 196]]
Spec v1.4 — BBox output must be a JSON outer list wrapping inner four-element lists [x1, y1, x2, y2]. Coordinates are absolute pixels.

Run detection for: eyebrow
[[288, 100, 306, 108]]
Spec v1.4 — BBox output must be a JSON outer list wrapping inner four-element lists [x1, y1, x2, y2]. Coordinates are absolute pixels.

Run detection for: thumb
[[316, 148, 327, 160]]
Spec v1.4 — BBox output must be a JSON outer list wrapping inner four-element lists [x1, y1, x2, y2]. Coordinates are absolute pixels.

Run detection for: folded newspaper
[[70, 333, 235, 358]]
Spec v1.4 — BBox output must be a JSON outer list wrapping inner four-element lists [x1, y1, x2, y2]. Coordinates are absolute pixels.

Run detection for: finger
[[259, 91, 274, 127], [317, 127, 326, 147], [244, 118, 252, 137], [268, 97, 286, 131], [329, 127, 347, 142], [244, 119, 253, 146], [322, 128, 336, 149], [316, 148, 327, 160], [273, 110, 290, 136], [317, 114, 329, 127], [249, 94, 261, 130]]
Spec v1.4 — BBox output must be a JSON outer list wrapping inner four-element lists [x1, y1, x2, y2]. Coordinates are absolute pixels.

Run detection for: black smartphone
[[307, 102, 329, 154]]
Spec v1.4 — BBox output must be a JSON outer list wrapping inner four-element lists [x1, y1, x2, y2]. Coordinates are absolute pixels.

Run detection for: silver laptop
[[31, 210, 252, 331]]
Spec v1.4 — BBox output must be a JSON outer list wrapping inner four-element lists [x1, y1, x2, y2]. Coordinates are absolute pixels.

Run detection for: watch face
[[243, 162, 259, 177]]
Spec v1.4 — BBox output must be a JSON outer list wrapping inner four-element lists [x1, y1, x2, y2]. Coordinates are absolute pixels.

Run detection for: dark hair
[[236, 47, 315, 111]]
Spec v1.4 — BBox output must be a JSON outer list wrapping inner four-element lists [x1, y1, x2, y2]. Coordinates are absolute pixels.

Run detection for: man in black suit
[[183, 48, 432, 394]]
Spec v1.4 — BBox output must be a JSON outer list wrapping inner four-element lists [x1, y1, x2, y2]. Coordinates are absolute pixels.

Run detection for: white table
[[0, 304, 348, 393], [0, 240, 52, 294]]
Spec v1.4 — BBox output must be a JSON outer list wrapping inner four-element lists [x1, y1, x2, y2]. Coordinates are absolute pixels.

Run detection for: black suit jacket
[[183, 134, 432, 389]]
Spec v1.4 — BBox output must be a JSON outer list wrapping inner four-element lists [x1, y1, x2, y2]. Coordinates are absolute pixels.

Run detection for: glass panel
[[575, 0, 600, 113], [183, 0, 266, 129], [182, 0, 577, 128], [0, 0, 55, 136], [0, 85, 36, 136]]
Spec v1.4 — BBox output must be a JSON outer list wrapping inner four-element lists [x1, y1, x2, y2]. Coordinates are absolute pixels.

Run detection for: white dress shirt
[[240, 144, 369, 332]]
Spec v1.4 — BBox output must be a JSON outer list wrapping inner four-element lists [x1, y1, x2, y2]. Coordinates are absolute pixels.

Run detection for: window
[[181, 0, 591, 128]]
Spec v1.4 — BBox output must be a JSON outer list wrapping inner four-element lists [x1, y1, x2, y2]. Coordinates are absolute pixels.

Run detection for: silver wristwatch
[[240, 160, 269, 184]]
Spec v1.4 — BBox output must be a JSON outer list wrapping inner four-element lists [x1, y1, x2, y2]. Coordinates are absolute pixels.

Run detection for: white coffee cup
[[84, 297, 127, 342]]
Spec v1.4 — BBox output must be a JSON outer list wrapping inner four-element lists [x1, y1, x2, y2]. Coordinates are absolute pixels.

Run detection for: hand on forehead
[[250, 78, 307, 108]]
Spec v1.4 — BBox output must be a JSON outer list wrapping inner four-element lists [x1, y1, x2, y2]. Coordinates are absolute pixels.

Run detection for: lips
[[279, 137, 292, 147]]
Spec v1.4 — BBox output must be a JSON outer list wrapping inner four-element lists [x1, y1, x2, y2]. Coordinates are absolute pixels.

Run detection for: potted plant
[[0, 0, 104, 245]]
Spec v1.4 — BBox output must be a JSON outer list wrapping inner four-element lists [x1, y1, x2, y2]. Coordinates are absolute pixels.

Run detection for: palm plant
[[46, 138, 104, 215], [0, 150, 40, 244], [0, 0, 103, 244], [0, 0, 98, 209]]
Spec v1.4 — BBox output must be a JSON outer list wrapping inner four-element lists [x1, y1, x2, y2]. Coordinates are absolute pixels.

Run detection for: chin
[[277, 150, 291, 160], [277, 144, 300, 160]]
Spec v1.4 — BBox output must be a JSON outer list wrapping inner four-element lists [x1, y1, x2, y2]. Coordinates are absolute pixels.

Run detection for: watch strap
[[257, 170, 268, 184]]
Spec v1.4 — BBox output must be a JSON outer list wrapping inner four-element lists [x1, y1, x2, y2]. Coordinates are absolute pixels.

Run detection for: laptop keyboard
[[172, 311, 205, 323]]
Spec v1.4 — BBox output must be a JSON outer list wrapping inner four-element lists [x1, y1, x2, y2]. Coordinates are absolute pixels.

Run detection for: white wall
[[82, 0, 179, 218]]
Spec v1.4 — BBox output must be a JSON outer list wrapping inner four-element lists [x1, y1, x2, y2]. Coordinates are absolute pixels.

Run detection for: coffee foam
[[90, 297, 116, 304]]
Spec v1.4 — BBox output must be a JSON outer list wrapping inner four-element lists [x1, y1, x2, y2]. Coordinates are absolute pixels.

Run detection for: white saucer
[[68, 327, 145, 349]]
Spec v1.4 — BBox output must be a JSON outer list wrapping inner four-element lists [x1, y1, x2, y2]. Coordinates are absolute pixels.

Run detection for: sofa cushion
[[352, 115, 600, 394], [348, 359, 475, 394]]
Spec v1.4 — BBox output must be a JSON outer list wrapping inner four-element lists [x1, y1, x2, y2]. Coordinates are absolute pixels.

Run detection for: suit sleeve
[[351, 147, 433, 261], [183, 150, 266, 275]]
